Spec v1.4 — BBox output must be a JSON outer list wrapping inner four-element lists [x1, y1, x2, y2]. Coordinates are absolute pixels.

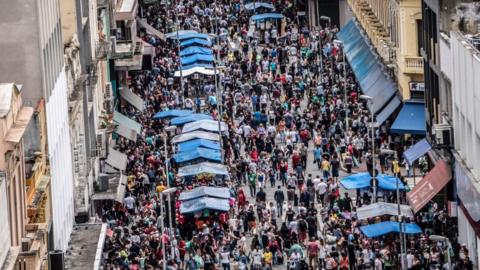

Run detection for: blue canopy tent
[[179, 186, 230, 201], [166, 30, 198, 39], [180, 54, 215, 65], [360, 221, 422, 238], [171, 114, 213, 125], [171, 131, 220, 143], [180, 197, 230, 214], [340, 172, 406, 190], [177, 162, 228, 177], [403, 138, 432, 166], [181, 63, 215, 70], [244, 2, 275, 10], [181, 38, 212, 47], [173, 147, 221, 163], [390, 102, 426, 135], [177, 139, 220, 152], [180, 46, 214, 57], [251, 13, 284, 21], [173, 32, 210, 40], [153, 109, 193, 119]]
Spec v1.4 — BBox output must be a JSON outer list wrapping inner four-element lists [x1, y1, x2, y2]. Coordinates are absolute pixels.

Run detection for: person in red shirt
[[250, 147, 259, 162]]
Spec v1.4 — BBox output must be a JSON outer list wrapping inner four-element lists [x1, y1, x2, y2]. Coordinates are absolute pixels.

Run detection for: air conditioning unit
[[105, 82, 112, 99], [98, 174, 110, 191], [433, 123, 452, 146], [96, 130, 107, 157]]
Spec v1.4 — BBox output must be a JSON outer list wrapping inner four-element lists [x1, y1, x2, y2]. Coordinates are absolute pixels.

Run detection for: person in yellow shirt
[[156, 182, 166, 194], [392, 159, 401, 177], [263, 249, 273, 267]]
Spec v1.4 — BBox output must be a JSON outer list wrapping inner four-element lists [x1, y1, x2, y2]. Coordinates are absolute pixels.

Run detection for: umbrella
[[340, 172, 406, 190]]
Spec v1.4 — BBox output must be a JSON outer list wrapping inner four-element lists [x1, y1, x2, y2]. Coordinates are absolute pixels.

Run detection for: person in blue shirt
[[313, 146, 323, 169]]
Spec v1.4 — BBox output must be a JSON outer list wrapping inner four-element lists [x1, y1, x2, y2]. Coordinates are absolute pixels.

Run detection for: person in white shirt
[[123, 194, 136, 215], [316, 181, 328, 204]]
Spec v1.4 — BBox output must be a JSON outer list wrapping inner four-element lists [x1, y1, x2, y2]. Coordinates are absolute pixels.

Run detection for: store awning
[[337, 19, 400, 115], [113, 111, 142, 134], [182, 119, 227, 133], [245, 2, 275, 10], [116, 174, 127, 202], [180, 54, 215, 65], [138, 19, 166, 42], [174, 66, 219, 77], [5, 106, 34, 143], [177, 138, 220, 152], [180, 46, 213, 57], [115, 124, 138, 142], [403, 138, 432, 166], [340, 172, 406, 190], [105, 148, 128, 171], [119, 87, 144, 112], [180, 197, 230, 214], [356, 202, 414, 220], [181, 38, 212, 47], [166, 30, 198, 39], [178, 162, 228, 177], [251, 13, 284, 21], [407, 160, 452, 213], [181, 63, 215, 70], [171, 131, 220, 143], [360, 221, 422, 238], [171, 114, 213, 125], [153, 109, 193, 119], [173, 147, 221, 163], [375, 97, 401, 125], [390, 102, 426, 135], [179, 186, 230, 201]]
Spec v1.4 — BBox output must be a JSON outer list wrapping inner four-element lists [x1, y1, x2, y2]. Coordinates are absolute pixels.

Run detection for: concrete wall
[[0, 180, 10, 267]]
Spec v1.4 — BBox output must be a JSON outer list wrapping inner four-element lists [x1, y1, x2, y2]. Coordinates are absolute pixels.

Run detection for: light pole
[[359, 94, 377, 202], [175, 10, 184, 97], [211, 10, 224, 162], [334, 39, 348, 140], [393, 152, 406, 270], [160, 187, 177, 264]]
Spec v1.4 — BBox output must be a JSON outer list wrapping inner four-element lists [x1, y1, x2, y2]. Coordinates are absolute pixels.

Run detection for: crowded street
[[97, 1, 466, 270]]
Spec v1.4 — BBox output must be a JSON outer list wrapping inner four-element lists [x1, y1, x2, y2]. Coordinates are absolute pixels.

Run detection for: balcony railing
[[404, 56, 424, 74]]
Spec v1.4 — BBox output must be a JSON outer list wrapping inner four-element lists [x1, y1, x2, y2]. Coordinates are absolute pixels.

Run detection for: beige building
[[347, 0, 424, 100], [0, 83, 34, 268]]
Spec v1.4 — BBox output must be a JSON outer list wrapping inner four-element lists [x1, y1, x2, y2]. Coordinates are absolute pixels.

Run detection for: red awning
[[407, 160, 452, 213]]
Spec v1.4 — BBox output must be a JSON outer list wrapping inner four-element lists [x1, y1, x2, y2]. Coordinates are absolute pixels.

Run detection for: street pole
[[371, 107, 376, 202], [395, 170, 406, 270], [176, 10, 184, 97], [343, 48, 348, 139], [212, 10, 224, 162], [159, 195, 166, 269], [163, 135, 175, 260]]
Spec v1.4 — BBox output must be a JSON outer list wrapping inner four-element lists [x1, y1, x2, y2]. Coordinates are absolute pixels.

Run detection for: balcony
[[404, 56, 424, 74]]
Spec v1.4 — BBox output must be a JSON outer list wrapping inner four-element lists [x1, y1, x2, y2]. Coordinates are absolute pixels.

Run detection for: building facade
[[0, 0, 75, 252], [346, 0, 424, 100]]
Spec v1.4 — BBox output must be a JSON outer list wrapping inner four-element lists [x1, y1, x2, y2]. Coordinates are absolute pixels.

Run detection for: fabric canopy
[[120, 87, 144, 111], [171, 114, 213, 125], [403, 138, 432, 166], [181, 63, 214, 70], [244, 2, 275, 10], [174, 32, 210, 40], [180, 46, 213, 56], [180, 54, 215, 65], [340, 172, 406, 190], [356, 202, 414, 220], [179, 186, 230, 201], [182, 119, 228, 133], [174, 66, 219, 77], [360, 221, 422, 238], [115, 124, 138, 142], [166, 30, 198, 39], [177, 138, 220, 152], [105, 148, 128, 171], [407, 160, 452, 213], [251, 13, 284, 21], [171, 131, 220, 143], [113, 111, 142, 134], [390, 102, 426, 135], [337, 19, 400, 115], [181, 38, 212, 47], [375, 97, 401, 125], [173, 147, 221, 163], [180, 197, 230, 214], [153, 109, 193, 119], [178, 162, 228, 177]]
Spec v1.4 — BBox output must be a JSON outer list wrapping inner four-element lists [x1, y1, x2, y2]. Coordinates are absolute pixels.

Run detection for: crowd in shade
[[99, 0, 470, 269]]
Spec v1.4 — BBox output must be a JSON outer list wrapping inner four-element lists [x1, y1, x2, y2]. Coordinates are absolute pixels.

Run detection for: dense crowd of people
[[99, 0, 470, 269]]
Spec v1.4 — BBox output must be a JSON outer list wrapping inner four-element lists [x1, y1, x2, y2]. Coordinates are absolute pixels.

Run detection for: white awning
[[356, 202, 414, 220], [138, 19, 166, 41], [105, 148, 128, 171], [182, 119, 227, 133], [115, 124, 138, 142], [113, 111, 142, 134], [174, 67, 219, 77], [119, 87, 144, 111], [115, 174, 128, 203], [171, 131, 220, 143]]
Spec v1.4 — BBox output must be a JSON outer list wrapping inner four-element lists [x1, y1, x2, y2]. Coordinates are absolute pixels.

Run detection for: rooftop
[[65, 223, 107, 270], [0, 83, 22, 118]]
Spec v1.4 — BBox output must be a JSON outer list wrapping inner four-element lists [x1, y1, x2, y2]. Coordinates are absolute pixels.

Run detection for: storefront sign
[[455, 160, 480, 222], [409, 81, 425, 93]]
